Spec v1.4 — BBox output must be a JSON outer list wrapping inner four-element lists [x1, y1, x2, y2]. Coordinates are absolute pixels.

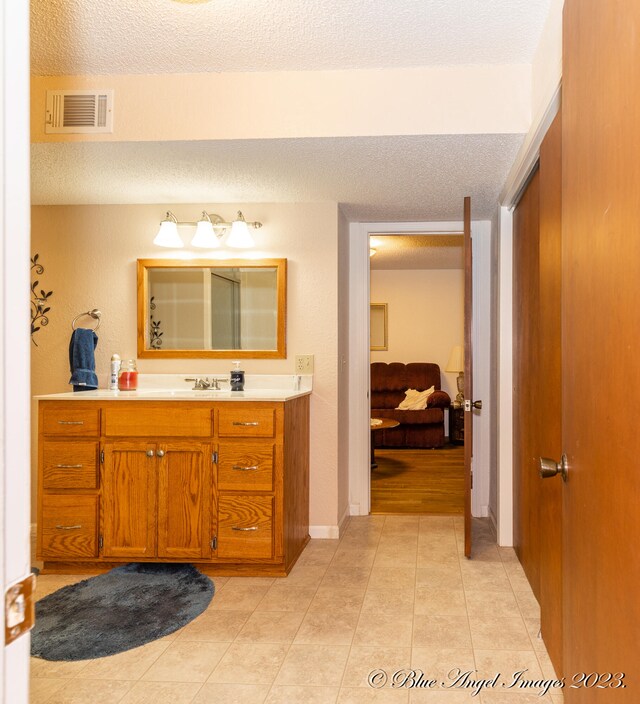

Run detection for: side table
[[449, 405, 464, 445]]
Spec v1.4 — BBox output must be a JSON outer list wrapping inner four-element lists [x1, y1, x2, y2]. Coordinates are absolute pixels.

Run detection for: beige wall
[[32, 65, 531, 144], [30, 202, 340, 528], [370, 268, 464, 398], [532, 0, 563, 124]]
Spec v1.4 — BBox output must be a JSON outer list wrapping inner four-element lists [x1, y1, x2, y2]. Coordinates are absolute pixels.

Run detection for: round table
[[370, 418, 400, 469]]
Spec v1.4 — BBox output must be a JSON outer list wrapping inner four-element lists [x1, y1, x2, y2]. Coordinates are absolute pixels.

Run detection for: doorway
[[347, 219, 494, 523], [368, 234, 465, 514]]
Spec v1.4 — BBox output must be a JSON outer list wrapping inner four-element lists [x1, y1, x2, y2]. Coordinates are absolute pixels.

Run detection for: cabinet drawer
[[218, 443, 275, 492], [43, 408, 100, 437], [40, 495, 98, 558], [218, 496, 274, 559], [43, 441, 99, 489], [218, 408, 275, 438], [104, 406, 212, 437]]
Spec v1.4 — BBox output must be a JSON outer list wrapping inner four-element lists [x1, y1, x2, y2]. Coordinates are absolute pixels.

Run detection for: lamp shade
[[225, 212, 255, 249], [153, 220, 183, 248], [191, 219, 220, 248], [446, 345, 464, 373]]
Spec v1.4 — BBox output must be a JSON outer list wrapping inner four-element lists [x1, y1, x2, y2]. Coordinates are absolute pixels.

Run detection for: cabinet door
[[102, 442, 157, 558], [157, 442, 213, 559]]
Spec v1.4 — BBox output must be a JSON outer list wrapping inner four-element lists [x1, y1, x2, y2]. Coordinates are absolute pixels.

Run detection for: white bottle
[[109, 354, 121, 390]]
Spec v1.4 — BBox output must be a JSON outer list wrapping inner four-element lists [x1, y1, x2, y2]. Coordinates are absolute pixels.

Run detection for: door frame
[[347, 219, 494, 521], [2, 0, 32, 700]]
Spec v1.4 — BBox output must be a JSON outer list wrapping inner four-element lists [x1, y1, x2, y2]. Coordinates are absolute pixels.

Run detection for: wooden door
[[102, 441, 157, 558], [562, 0, 640, 695], [157, 442, 213, 559], [537, 112, 563, 674], [463, 196, 473, 557], [512, 114, 563, 674], [513, 168, 541, 594]]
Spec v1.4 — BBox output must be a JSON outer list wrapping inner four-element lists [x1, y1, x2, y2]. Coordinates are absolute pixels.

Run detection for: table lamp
[[446, 345, 464, 407]]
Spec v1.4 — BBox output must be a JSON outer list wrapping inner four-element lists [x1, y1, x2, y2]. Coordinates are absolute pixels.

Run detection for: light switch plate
[[295, 354, 314, 373]]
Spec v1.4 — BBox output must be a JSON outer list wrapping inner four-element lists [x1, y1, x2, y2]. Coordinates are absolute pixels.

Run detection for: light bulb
[[153, 219, 183, 248], [226, 212, 255, 248], [191, 218, 220, 248]]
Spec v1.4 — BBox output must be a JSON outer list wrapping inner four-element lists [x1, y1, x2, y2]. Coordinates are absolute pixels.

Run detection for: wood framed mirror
[[137, 258, 287, 359]]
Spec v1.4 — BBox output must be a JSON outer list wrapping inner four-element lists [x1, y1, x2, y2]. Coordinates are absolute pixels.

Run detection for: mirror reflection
[[137, 259, 287, 359]]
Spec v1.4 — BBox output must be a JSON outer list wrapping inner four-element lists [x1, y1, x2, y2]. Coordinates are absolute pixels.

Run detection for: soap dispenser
[[230, 361, 245, 391]]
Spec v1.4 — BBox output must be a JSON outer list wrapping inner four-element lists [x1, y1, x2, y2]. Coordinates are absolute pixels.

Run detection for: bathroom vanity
[[35, 380, 310, 576]]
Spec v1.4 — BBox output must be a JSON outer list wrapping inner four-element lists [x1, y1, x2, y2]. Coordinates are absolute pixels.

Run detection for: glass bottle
[[118, 359, 138, 391]]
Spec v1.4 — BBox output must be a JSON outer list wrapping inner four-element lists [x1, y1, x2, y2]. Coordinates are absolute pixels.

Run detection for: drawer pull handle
[[57, 420, 84, 425], [55, 524, 82, 530], [232, 465, 259, 471], [232, 421, 259, 427], [55, 464, 83, 469], [231, 526, 259, 531]]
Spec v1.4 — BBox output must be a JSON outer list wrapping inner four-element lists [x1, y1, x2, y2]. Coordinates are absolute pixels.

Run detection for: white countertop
[[35, 374, 312, 402]]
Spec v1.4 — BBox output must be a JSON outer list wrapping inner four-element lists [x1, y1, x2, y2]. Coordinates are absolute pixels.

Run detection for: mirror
[[137, 258, 286, 358]]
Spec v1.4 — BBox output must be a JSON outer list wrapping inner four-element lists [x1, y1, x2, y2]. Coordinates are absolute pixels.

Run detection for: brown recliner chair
[[371, 362, 451, 448]]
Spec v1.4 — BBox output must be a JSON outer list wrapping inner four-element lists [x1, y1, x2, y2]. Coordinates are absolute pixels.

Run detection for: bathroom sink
[[133, 389, 232, 398]]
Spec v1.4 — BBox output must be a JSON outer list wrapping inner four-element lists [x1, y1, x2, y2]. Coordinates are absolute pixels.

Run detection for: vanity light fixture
[[153, 210, 262, 249]]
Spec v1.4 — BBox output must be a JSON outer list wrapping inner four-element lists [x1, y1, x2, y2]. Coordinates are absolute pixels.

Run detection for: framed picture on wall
[[370, 303, 388, 351]]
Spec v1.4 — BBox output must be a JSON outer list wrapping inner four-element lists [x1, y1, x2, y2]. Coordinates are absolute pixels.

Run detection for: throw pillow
[[396, 386, 435, 410]]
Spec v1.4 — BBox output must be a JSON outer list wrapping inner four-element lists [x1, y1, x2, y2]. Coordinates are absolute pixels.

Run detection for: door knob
[[146, 449, 154, 458], [464, 399, 483, 411], [539, 454, 568, 482], [156, 449, 165, 457]]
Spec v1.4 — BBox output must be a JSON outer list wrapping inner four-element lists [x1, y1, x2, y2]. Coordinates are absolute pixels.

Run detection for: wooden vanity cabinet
[[36, 396, 310, 575]]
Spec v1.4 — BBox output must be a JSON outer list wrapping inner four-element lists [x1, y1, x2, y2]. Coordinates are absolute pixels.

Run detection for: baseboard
[[309, 525, 340, 539], [349, 503, 362, 516]]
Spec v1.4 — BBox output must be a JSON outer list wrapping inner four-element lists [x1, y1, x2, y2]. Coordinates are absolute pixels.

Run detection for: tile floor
[[30, 516, 564, 703]]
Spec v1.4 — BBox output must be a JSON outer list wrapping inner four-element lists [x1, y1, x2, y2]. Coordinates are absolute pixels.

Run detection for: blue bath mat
[[31, 563, 214, 661]]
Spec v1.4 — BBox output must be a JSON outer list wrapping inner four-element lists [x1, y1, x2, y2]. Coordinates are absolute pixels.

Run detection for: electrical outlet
[[295, 354, 314, 373]]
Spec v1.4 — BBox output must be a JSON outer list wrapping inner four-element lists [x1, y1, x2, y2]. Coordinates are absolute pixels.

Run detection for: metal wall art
[[31, 254, 53, 346]]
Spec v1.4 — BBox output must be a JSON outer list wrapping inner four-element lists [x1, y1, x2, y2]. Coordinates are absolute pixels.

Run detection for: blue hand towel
[[69, 328, 99, 392]]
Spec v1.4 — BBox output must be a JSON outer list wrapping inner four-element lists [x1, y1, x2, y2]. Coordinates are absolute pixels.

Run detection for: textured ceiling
[[31, 133, 524, 220], [31, 0, 552, 75], [370, 235, 463, 270]]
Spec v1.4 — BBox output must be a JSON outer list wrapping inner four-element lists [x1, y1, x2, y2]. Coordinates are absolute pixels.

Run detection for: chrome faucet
[[184, 376, 229, 390], [184, 377, 212, 390]]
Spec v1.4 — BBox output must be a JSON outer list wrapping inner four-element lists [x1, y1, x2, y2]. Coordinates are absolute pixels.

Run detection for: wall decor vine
[[149, 296, 163, 349], [31, 254, 53, 346]]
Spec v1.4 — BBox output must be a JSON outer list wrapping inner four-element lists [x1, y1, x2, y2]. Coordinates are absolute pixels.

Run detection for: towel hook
[[71, 309, 101, 331]]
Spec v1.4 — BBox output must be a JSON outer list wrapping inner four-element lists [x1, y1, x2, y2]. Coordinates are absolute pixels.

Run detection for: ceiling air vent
[[45, 90, 114, 134]]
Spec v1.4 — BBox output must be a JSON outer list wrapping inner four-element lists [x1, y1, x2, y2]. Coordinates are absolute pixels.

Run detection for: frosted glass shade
[[226, 219, 255, 248], [191, 219, 220, 248], [446, 345, 464, 373], [153, 220, 183, 248]]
